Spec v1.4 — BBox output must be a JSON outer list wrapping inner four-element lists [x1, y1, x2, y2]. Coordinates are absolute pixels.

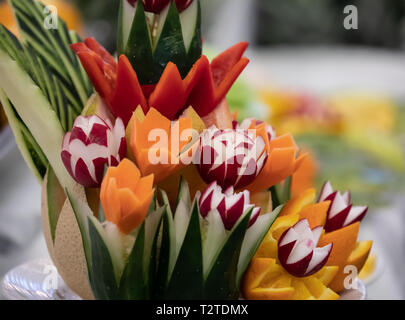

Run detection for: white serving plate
[[0, 259, 366, 300]]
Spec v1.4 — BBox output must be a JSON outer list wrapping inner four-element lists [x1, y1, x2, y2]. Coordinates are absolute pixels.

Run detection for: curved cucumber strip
[[0, 89, 46, 180], [117, 0, 137, 55], [0, 49, 76, 192], [237, 205, 282, 284], [180, 0, 199, 52]]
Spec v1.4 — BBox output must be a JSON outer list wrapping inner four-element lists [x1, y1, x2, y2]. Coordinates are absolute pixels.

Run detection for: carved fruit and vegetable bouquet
[[0, 0, 372, 300]]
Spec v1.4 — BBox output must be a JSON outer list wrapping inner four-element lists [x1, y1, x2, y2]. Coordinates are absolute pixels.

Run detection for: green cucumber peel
[[165, 199, 203, 299], [125, 0, 155, 84], [46, 166, 66, 243], [236, 205, 283, 285], [153, 0, 187, 78], [9, 0, 92, 107], [119, 0, 202, 84], [0, 48, 77, 193], [119, 223, 148, 299], [203, 208, 253, 300], [154, 202, 173, 299], [181, 0, 202, 70], [87, 217, 120, 300], [0, 89, 47, 180]]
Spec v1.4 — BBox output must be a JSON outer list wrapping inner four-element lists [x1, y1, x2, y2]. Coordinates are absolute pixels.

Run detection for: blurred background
[[0, 0, 405, 299]]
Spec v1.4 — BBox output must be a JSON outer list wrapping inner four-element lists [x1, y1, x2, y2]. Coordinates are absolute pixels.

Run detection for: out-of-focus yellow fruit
[[0, 0, 84, 36], [328, 94, 396, 135], [348, 241, 373, 273], [280, 188, 315, 217], [359, 254, 377, 281]]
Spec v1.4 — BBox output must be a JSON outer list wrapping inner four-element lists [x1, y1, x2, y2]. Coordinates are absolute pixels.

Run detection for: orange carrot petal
[[134, 174, 154, 197], [291, 152, 318, 198], [319, 222, 360, 268], [247, 147, 296, 193], [118, 191, 152, 234], [131, 108, 171, 151], [280, 188, 316, 217], [299, 201, 330, 229], [102, 178, 122, 225], [270, 133, 298, 150], [136, 149, 181, 183], [118, 188, 141, 218], [113, 158, 141, 191]]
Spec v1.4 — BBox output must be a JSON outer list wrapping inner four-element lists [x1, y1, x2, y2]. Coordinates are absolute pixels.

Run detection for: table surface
[[1, 47, 405, 300]]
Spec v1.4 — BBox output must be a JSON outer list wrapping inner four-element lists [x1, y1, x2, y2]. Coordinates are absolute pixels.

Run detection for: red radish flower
[[278, 219, 332, 277], [127, 0, 193, 13], [233, 118, 276, 143], [196, 126, 267, 190], [318, 181, 368, 233], [199, 181, 261, 230], [61, 115, 127, 188]]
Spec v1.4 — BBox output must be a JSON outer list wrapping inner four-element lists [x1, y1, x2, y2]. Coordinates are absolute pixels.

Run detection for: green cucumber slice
[[88, 217, 120, 300], [46, 166, 66, 243], [165, 199, 203, 299], [180, 0, 199, 52], [204, 208, 253, 300], [154, 203, 173, 299], [153, 1, 187, 78], [119, 223, 147, 299], [0, 89, 47, 180], [10, 0, 93, 107], [236, 205, 282, 285], [184, 0, 202, 71], [0, 49, 76, 192], [125, 0, 155, 84], [117, 0, 137, 56], [151, 4, 170, 51], [119, 205, 164, 299]]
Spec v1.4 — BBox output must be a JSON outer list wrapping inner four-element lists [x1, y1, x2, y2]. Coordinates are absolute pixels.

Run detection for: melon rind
[[41, 171, 94, 300]]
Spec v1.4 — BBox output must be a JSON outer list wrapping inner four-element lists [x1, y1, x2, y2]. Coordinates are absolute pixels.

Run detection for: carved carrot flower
[[129, 107, 198, 184], [61, 115, 126, 188], [100, 159, 154, 234]]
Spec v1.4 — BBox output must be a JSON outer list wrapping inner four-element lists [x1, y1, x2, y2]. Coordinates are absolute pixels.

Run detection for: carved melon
[[41, 170, 94, 300]]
